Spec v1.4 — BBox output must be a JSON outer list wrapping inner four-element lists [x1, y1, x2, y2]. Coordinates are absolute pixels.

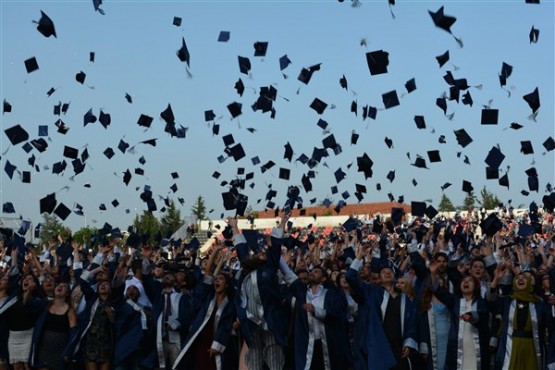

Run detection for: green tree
[[133, 211, 160, 244], [39, 213, 71, 246], [72, 226, 98, 247], [191, 195, 206, 224], [479, 186, 500, 210], [161, 200, 183, 238], [438, 193, 456, 212], [461, 192, 478, 210]]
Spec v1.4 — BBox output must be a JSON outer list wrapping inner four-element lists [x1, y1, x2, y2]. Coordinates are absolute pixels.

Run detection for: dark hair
[[311, 265, 328, 280], [215, 272, 235, 298]]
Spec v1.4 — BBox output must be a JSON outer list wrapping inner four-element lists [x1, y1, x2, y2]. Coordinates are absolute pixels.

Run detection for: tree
[[161, 200, 183, 238], [438, 194, 456, 212], [72, 226, 99, 247], [191, 195, 206, 224], [479, 186, 500, 210], [461, 192, 478, 210], [39, 214, 72, 246], [133, 211, 161, 245]]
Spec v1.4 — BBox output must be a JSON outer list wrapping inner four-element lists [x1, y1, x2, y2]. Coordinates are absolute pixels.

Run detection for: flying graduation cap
[[35, 11, 56, 38]]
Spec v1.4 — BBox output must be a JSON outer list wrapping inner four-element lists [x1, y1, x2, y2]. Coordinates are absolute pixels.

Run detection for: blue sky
[[1, 0, 554, 233]]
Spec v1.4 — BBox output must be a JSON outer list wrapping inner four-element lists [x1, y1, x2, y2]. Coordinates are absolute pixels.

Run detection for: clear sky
[[1, 0, 554, 233]]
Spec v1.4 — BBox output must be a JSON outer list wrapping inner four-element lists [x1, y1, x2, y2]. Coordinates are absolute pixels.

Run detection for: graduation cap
[[391, 207, 405, 226], [405, 78, 416, 93], [35, 11, 56, 38], [484, 146, 505, 170], [426, 205, 438, 219], [310, 98, 328, 114], [520, 141, 534, 155], [21, 171, 31, 183], [499, 62, 513, 87], [436, 97, 447, 115], [414, 115, 426, 129], [75, 71, 86, 84], [436, 50, 449, 67], [454, 129, 472, 148], [39, 193, 57, 214], [366, 50, 389, 75], [441, 182, 452, 191], [529, 26, 539, 44], [461, 91, 473, 106], [279, 168, 290, 180], [54, 203, 71, 221], [234, 78, 245, 97], [339, 75, 348, 90], [334, 167, 346, 183], [52, 160, 67, 174], [480, 213, 503, 237], [253, 41, 268, 57], [411, 201, 426, 217], [173, 16, 182, 26], [284, 142, 293, 162], [103, 147, 115, 159], [298, 63, 321, 84], [351, 131, 359, 145], [228, 143, 246, 161], [3, 99, 12, 113], [462, 180, 474, 193], [279, 54, 292, 70], [523, 87, 540, 114], [4, 124, 29, 145], [498, 173, 509, 189], [428, 6, 457, 34], [427, 150, 441, 163], [2, 202, 15, 214], [343, 217, 359, 232], [31, 138, 48, 153], [486, 167, 499, 180], [176, 37, 190, 66], [55, 119, 69, 134], [357, 153, 374, 179], [118, 139, 129, 154], [526, 167, 539, 192], [218, 31, 230, 42], [83, 109, 97, 126], [238, 56, 251, 74], [481, 109, 499, 125], [63, 145, 78, 159], [413, 157, 428, 169], [227, 102, 242, 118], [543, 137, 555, 151], [382, 90, 400, 109], [24, 57, 39, 73]]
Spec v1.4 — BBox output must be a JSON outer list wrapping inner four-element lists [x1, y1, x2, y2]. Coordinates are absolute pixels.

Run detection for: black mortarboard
[[316, 119, 328, 130], [36, 11, 56, 37], [54, 203, 71, 221], [99, 203, 106, 211], [454, 129, 472, 148], [322, 134, 338, 150], [481, 109, 499, 125], [52, 160, 66, 174], [523, 87, 540, 114], [134, 168, 144, 175], [529, 26, 539, 44], [428, 6, 457, 34], [2, 202, 15, 214], [441, 182, 452, 191], [498, 173, 509, 189], [298, 63, 321, 84], [24, 57, 39, 73], [222, 134, 235, 146], [3, 99, 12, 113], [486, 167, 499, 179], [118, 139, 129, 154], [357, 153, 374, 179], [160, 104, 175, 125], [391, 207, 404, 226], [384, 137, 393, 149], [4, 124, 29, 145], [53, 102, 61, 116], [301, 174, 313, 192], [413, 157, 428, 169], [39, 193, 56, 214], [366, 50, 389, 75], [90, 51, 95, 62], [279, 54, 291, 70], [484, 146, 505, 169], [123, 169, 131, 185], [46, 87, 56, 96], [55, 119, 69, 134], [520, 141, 534, 155], [405, 78, 416, 93], [103, 147, 115, 159], [21, 171, 31, 183], [31, 138, 48, 153], [351, 131, 359, 145], [436, 97, 447, 115], [543, 137, 555, 151], [72, 158, 85, 175], [227, 102, 242, 118], [339, 75, 348, 90], [414, 115, 426, 129], [83, 109, 97, 126], [387, 170, 395, 182], [334, 168, 346, 183], [4, 160, 16, 179], [310, 98, 327, 114], [176, 37, 190, 66], [75, 71, 86, 84], [234, 78, 245, 97], [499, 62, 513, 87], [427, 150, 441, 163], [480, 213, 503, 237], [355, 184, 367, 194], [217, 31, 230, 42], [331, 186, 338, 194], [462, 91, 473, 106], [411, 201, 426, 217], [462, 180, 474, 193], [436, 50, 450, 68], [382, 90, 399, 109], [173, 16, 182, 26], [228, 143, 246, 161], [526, 167, 539, 192], [253, 41, 268, 57], [426, 205, 438, 219], [204, 110, 216, 122], [343, 217, 359, 232], [279, 168, 290, 180], [238, 56, 251, 74], [284, 142, 293, 162], [63, 145, 78, 159]]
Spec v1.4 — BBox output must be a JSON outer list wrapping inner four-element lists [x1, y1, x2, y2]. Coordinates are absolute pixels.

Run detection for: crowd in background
[[0, 203, 555, 370]]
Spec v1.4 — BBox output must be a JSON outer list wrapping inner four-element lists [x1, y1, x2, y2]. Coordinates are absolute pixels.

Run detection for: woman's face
[[395, 278, 407, 292], [460, 276, 476, 295], [98, 280, 111, 295], [514, 274, 529, 291], [55, 282, 69, 298], [331, 271, 340, 284], [214, 274, 227, 294], [339, 274, 349, 289], [22, 274, 36, 291], [43, 275, 56, 292]]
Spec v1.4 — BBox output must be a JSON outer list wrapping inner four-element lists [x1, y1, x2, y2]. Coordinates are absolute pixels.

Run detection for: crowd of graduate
[[0, 203, 555, 370]]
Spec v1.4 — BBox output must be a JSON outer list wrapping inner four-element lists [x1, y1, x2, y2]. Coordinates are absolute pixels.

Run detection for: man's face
[[379, 268, 394, 284], [435, 256, 448, 274], [308, 268, 325, 285]]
